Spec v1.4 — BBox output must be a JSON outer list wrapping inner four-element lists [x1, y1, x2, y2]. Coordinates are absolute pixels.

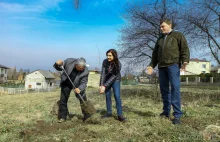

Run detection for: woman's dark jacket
[[100, 59, 121, 88]]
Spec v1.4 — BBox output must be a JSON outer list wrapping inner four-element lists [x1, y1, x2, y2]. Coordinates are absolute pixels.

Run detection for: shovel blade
[[80, 100, 96, 115]]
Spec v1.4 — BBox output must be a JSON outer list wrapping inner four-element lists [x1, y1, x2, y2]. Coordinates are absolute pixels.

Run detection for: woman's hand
[[99, 86, 106, 94]]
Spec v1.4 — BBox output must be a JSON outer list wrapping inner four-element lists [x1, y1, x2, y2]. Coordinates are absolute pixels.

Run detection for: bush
[[181, 75, 197, 82], [180, 73, 220, 83]]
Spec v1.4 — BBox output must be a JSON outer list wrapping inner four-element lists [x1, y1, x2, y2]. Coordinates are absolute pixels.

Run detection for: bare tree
[[183, 0, 220, 64], [73, 0, 80, 10], [118, 0, 182, 66]]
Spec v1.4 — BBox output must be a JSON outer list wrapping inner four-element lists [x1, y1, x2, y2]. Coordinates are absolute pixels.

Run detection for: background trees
[[118, 0, 219, 71], [72, 0, 219, 74]]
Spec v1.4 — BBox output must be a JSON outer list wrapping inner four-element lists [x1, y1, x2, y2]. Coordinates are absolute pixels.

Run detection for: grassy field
[[0, 85, 220, 142]]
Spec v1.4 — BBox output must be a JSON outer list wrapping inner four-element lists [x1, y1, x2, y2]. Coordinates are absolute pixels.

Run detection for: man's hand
[[99, 86, 106, 94], [56, 60, 63, 66], [181, 62, 188, 70], [74, 88, 81, 94], [145, 66, 153, 75]]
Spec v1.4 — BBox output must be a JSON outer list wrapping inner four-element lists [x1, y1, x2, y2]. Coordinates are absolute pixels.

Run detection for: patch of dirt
[[19, 119, 78, 140], [19, 114, 102, 141]]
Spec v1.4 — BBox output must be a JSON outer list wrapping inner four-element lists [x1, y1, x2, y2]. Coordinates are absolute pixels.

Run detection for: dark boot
[[118, 115, 127, 122], [83, 114, 92, 122], [101, 113, 112, 119], [172, 118, 181, 125], [159, 112, 170, 119]]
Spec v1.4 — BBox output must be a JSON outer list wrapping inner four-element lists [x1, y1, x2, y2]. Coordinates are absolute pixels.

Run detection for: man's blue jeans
[[159, 64, 182, 118], [105, 81, 123, 116]]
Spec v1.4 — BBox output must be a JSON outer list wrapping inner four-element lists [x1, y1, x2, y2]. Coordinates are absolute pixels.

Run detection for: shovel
[[60, 66, 96, 115]]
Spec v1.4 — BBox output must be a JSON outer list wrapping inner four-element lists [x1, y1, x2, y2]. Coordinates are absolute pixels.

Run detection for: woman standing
[[100, 49, 126, 122]]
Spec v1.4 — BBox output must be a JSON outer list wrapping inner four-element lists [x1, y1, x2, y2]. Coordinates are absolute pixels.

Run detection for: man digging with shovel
[[53, 57, 96, 123]]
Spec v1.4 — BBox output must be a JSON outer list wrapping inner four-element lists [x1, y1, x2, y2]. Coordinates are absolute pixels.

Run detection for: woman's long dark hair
[[106, 49, 120, 73]]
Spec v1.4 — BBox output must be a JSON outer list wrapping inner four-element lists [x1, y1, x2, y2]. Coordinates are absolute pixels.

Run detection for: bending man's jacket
[[100, 59, 121, 88], [53, 58, 89, 92]]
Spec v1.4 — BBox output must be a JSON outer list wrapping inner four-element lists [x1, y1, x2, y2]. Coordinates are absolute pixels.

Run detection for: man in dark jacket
[[146, 19, 190, 125], [53, 57, 91, 123]]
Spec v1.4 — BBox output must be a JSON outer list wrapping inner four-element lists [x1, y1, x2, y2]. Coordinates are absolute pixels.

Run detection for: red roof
[[0, 64, 10, 69], [190, 58, 208, 62]]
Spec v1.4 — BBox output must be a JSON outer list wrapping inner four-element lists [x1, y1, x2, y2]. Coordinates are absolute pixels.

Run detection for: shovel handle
[[60, 66, 86, 103]]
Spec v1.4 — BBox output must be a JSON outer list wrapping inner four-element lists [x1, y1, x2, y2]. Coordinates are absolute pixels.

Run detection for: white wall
[[25, 71, 45, 89], [0, 68, 8, 83], [186, 61, 211, 75], [25, 71, 55, 89]]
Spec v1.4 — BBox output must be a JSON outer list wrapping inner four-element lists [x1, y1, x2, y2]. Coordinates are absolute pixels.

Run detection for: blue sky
[[0, 0, 128, 71]]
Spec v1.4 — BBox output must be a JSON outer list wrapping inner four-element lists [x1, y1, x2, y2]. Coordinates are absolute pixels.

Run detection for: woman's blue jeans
[[105, 81, 123, 116]]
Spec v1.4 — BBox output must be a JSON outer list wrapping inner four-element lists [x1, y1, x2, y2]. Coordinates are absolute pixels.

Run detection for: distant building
[[25, 70, 55, 89], [180, 58, 211, 75], [211, 66, 220, 73], [88, 70, 100, 88], [18, 74, 24, 81], [54, 76, 61, 86], [89, 70, 100, 75], [0, 64, 10, 83]]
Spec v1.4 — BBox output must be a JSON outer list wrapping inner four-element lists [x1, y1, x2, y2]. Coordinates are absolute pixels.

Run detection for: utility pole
[[96, 45, 100, 71]]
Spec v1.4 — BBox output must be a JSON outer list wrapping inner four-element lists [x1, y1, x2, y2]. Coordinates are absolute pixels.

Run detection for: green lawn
[[0, 85, 219, 142]]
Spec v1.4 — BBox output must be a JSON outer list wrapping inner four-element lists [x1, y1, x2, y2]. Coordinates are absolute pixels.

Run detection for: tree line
[[118, 0, 219, 66], [7, 67, 30, 80], [73, 0, 219, 75]]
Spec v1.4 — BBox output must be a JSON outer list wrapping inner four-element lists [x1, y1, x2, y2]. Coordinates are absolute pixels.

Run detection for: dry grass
[[0, 85, 219, 142]]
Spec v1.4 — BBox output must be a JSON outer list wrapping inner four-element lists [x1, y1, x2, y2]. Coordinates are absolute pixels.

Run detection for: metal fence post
[[210, 77, 213, 83], [186, 77, 188, 85], [198, 77, 200, 83]]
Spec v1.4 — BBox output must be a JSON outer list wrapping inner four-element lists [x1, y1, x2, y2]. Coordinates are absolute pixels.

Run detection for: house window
[[201, 71, 206, 74], [202, 64, 206, 68], [36, 83, 41, 85]]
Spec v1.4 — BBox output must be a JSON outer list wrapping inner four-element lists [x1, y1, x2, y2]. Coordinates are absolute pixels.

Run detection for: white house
[[180, 58, 211, 75], [25, 70, 55, 89], [0, 64, 10, 83], [211, 66, 220, 73]]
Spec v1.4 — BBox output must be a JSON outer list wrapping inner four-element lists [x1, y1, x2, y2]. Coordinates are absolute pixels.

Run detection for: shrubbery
[[181, 73, 220, 82], [0, 82, 25, 88]]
